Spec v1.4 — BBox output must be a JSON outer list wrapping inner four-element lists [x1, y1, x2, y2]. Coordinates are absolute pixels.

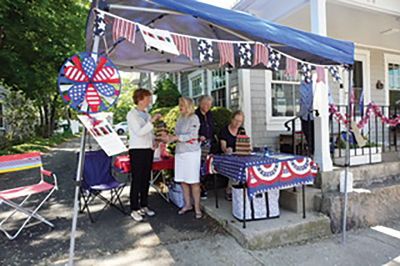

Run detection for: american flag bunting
[[172, 34, 193, 60], [113, 17, 136, 44], [253, 43, 269, 67], [218, 42, 235, 67], [285, 57, 298, 78]]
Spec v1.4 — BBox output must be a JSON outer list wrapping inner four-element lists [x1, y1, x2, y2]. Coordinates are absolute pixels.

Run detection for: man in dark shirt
[[195, 95, 215, 200]]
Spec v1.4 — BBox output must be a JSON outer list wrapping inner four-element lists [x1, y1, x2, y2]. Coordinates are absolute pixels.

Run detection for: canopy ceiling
[[86, 0, 355, 72]]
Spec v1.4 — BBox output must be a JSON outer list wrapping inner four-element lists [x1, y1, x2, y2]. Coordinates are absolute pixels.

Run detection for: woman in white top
[[127, 88, 161, 222], [166, 97, 202, 219]]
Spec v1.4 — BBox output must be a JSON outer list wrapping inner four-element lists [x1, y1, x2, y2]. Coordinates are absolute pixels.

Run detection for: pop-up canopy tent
[[85, 0, 354, 72], [68, 0, 356, 264]]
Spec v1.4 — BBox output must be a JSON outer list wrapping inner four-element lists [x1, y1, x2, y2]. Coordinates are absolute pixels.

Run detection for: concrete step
[[202, 191, 331, 250], [279, 186, 322, 213]]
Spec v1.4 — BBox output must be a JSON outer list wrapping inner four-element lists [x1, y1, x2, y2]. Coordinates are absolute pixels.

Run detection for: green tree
[[110, 79, 136, 124], [0, 0, 89, 137], [153, 78, 181, 109], [0, 84, 37, 147]]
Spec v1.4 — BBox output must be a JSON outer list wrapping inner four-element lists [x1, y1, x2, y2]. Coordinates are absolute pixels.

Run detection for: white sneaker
[[130, 210, 143, 221], [139, 207, 155, 217]]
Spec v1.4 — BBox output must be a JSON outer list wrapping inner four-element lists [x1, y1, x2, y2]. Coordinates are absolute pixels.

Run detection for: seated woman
[[165, 97, 202, 219], [218, 110, 245, 200]]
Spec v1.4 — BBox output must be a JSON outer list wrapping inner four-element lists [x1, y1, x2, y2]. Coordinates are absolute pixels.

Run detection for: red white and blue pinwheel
[[58, 52, 121, 113]]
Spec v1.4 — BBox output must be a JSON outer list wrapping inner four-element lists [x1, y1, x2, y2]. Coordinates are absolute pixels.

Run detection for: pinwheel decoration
[[58, 52, 121, 113]]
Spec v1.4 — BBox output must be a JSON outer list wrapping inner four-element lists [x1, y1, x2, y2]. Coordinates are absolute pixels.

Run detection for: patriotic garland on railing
[[329, 102, 400, 128], [93, 9, 345, 83]]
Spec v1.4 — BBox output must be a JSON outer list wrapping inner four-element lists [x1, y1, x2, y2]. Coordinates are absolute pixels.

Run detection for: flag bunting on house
[[139, 25, 179, 55], [253, 43, 269, 67], [218, 42, 235, 67], [198, 39, 214, 63], [300, 63, 312, 84], [172, 34, 193, 60], [285, 57, 298, 78], [112, 17, 136, 44], [237, 43, 252, 67]]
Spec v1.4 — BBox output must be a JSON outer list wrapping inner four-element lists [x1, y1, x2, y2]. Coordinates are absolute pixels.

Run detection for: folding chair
[[0, 152, 58, 240], [79, 150, 126, 223]]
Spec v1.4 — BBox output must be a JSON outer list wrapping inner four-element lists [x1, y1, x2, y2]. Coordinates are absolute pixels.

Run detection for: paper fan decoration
[[57, 52, 121, 113]]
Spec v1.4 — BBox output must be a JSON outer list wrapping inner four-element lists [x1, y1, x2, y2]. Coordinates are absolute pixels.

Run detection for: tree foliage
[[0, 84, 37, 147], [110, 79, 136, 124], [153, 78, 181, 109], [0, 0, 89, 137]]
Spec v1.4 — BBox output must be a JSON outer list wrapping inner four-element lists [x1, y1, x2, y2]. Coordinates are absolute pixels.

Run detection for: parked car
[[114, 121, 128, 135]]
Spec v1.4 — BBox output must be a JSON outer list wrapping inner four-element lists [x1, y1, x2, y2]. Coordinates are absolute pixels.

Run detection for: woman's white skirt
[[174, 149, 201, 184]]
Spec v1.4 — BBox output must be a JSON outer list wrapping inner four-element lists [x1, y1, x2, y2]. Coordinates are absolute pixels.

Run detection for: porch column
[[238, 69, 252, 139], [310, 0, 333, 171]]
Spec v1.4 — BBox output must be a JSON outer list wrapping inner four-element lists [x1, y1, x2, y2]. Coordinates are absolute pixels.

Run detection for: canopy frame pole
[[342, 66, 353, 244], [68, 9, 102, 266]]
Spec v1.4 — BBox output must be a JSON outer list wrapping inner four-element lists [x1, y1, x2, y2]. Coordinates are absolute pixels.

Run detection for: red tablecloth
[[114, 155, 174, 173]]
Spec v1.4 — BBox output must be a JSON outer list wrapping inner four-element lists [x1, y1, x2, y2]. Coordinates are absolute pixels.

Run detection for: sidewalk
[[1, 137, 399, 266]]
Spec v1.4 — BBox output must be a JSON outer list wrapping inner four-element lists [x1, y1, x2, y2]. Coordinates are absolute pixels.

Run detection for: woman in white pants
[[166, 97, 202, 219]]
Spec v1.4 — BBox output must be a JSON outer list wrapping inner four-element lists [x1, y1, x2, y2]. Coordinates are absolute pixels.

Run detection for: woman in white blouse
[[166, 97, 202, 219], [127, 88, 161, 222]]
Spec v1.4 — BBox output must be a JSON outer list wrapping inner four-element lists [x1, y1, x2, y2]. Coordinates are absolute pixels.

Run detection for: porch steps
[[202, 191, 331, 250], [279, 186, 322, 213]]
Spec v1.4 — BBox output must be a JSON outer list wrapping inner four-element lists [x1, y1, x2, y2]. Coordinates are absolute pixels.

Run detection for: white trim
[[238, 69, 252, 138], [354, 48, 371, 104], [225, 69, 230, 108], [384, 53, 400, 106], [177, 72, 181, 93], [188, 69, 205, 98], [356, 43, 400, 54], [206, 70, 212, 95], [331, 0, 400, 16]]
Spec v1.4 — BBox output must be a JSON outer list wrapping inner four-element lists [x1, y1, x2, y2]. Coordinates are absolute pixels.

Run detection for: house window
[[388, 62, 400, 106], [189, 70, 204, 103], [352, 60, 364, 115], [211, 69, 226, 107], [271, 70, 300, 117]]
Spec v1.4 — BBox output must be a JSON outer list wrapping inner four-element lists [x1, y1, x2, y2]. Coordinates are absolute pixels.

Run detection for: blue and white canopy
[[86, 0, 354, 72]]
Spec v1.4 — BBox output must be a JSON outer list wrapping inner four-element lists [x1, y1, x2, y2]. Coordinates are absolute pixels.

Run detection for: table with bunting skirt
[[205, 153, 318, 228]]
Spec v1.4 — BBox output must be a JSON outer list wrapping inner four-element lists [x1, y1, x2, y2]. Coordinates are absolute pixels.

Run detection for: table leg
[[243, 183, 246, 229], [214, 174, 219, 208], [150, 171, 169, 202], [302, 184, 306, 219]]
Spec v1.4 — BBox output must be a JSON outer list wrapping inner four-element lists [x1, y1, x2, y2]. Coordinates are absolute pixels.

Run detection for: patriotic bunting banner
[[112, 17, 136, 44], [300, 63, 312, 84], [172, 34, 193, 60], [253, 43, 269, 67], [58, 52, 121, 114], [139, 25, 179, 55], [218, 42, 235, 67], [329, 66, 342, 83], [237, 43, 252, 67], [93, 11, 106, 37], [267, 47, 281, 71], [316, 66, 326, 83], [285, 57, 298, 78], [198, 39, 214, 63]]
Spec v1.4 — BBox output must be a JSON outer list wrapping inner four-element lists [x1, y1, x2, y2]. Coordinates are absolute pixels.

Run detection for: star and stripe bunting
[[218, 42, 235, 67], [172, 35, 193, 60], [58, 52, 121, 114], [253, 43, 269, 67], [112, 17, 136, 44]]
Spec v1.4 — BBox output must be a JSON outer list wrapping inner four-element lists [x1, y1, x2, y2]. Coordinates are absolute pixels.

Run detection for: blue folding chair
[[79, 150, 126, 222]]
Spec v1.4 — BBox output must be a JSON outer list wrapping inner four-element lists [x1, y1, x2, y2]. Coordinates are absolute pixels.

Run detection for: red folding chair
[[0, 152, 58, 240]]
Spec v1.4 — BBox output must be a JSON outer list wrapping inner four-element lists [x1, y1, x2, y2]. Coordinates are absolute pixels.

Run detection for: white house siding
[[229, 69, 240, 110]]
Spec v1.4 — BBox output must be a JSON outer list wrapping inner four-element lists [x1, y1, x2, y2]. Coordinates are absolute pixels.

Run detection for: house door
[[385, 54, 400, 110]]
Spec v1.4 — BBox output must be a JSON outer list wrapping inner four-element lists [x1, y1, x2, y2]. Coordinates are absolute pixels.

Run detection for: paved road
[[1, 137, 399, 266]]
